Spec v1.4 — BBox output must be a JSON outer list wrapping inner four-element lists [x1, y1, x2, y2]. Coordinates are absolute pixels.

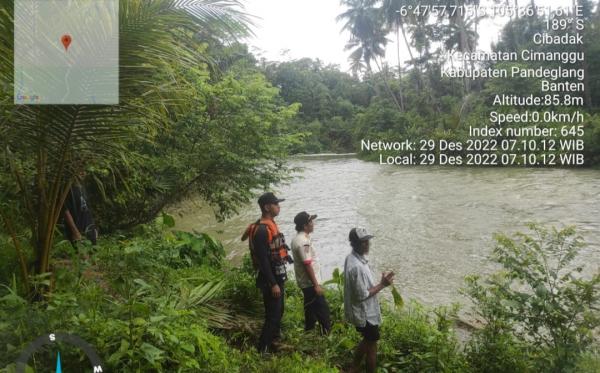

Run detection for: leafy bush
[[465, 322, 536, 373], [0, 225, 236, 372], [379, 302, 469, 372], [3, 223, 598, 372], [464, 224, 600, 372], [574, 350, 600, 373]]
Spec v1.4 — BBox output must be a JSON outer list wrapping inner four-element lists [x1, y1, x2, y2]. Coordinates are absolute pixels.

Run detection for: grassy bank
[[1, 222, 599, 372]]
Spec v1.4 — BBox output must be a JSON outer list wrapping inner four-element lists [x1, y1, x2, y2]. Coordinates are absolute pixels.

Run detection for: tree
[[464, 224, 600, 372], [0, 0, 254, 296], [439, 0, 481, 93], [380, 0, 416, 111], [92, 66, 298, 230], [338, 0, 403, 111]]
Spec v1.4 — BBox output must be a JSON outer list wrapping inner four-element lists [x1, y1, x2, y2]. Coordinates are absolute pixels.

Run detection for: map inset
[[14, 0, 119, 105]]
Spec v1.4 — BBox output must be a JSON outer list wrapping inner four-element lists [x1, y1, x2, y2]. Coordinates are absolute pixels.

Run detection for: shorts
[[355, 322, 380, 342]]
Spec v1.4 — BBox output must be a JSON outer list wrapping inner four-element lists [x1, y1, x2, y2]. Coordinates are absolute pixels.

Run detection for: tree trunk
[[400, 22, 422, 91], [396, 26, 405, 111], [0, 211, 30, 291], [400, 22, 415, 61], [456, 0, 470, 94], [36, 176, 72, 276], [374, 58, 403, 112]]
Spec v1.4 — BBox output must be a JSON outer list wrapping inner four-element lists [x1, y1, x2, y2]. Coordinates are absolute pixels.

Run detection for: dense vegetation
[[0, 0, 303, 296], [264, 0, 600, 165], [1, 219, 598, 372], [1, 0, 599, 371]]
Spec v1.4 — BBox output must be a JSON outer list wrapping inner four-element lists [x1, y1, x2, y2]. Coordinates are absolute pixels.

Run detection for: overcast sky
[[243, 0, 577, 72]]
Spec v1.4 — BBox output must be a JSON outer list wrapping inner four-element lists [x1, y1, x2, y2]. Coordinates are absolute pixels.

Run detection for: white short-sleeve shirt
[[344, 251, 382, 327], [291, 232, 322, 289]]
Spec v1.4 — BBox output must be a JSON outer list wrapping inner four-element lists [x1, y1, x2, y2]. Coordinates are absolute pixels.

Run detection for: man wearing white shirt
[[344, 228, 394, 373], [291, 211, 331, 335]]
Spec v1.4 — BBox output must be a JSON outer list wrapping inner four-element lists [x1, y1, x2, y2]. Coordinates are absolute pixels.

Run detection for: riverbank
[[0, 224, 467, 372], [170, 157, 600, 309], [2, 221, 597, 372]]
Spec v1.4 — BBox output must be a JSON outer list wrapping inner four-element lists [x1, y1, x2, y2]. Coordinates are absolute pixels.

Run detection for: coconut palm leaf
[[173, 0, 254, 37], [337, 1, 387, 73], [173, 280, 236, 329], [0, 0, 253, 290]]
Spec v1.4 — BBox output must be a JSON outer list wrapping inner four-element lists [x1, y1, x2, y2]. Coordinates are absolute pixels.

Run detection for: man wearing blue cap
[[344, 228, 394, 373]]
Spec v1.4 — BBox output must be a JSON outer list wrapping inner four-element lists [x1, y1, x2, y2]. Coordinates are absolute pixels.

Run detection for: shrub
[[465, 321, 536, 373], [464, 224, 600, 372], [379, 302, 469, 372]]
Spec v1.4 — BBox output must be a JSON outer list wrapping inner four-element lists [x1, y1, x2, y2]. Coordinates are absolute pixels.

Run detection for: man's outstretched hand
[[381, 271, 395, 287]]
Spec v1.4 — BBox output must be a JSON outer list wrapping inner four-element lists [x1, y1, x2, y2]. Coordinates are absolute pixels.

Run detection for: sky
[[243, 0, 577, 72], [243, 0, 353, 68]]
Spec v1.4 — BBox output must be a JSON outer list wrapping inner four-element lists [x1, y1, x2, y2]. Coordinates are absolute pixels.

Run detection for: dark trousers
[[301, 286, 331, 335], [258, 283, 285, 352]]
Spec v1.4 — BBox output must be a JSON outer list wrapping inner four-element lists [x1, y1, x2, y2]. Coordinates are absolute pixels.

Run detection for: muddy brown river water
[[171, 156, 600, 309]]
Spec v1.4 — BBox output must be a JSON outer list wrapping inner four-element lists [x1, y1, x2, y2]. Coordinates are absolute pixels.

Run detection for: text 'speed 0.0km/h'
[[14, 0, 119, 105]]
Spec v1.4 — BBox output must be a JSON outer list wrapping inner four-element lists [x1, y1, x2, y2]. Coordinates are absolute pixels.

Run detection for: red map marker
[[61, 34, 72, 51]]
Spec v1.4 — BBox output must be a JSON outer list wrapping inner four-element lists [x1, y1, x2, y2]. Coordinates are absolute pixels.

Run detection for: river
[[171, 156, 600, 309]]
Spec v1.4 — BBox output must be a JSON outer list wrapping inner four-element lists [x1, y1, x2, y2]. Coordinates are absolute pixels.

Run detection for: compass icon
[[55, 351, 62, 373], [16, 332, 104, 373]]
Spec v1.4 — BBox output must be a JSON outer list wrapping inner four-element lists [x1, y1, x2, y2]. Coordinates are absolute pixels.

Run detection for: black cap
[[294, 211, 317, 228], [258, 192, 285, 208]]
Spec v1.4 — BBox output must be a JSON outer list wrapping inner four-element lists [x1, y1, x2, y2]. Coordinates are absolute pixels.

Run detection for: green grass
[[1, 224, 598, 372]]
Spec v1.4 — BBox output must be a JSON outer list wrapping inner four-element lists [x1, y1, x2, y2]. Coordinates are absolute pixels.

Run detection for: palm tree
[[443, 14, 479, 93], [0, 0, 252, 297], [428, 0, 480, 94], [380, 0, 418, 110], [338, 0, 381, 74], [338, 0, 402, 111]]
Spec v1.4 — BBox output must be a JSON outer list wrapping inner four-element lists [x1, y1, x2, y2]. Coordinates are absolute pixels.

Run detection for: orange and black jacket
[[251, 220, 287, 288]]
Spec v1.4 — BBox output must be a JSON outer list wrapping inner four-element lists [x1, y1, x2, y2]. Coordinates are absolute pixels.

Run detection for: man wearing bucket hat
[[291, 211, 331, 335], [344, 228, 394, 373]]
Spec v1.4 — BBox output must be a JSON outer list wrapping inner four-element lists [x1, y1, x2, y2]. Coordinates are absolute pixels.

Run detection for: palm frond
[[172, 0, 255, 37], [173, 280, 236, 329], [0, 0, 254, 276]]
